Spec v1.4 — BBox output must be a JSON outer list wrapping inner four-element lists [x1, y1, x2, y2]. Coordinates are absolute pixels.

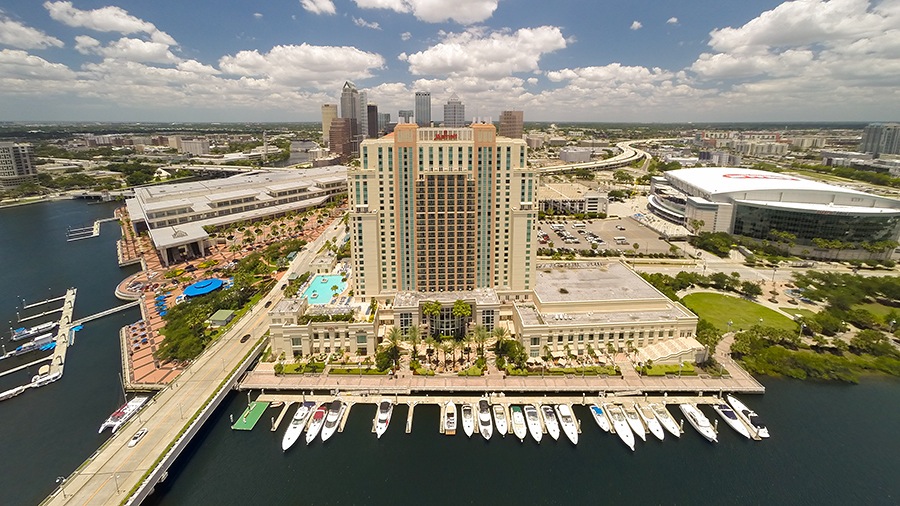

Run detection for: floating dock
[[231, 401, 270, 430]]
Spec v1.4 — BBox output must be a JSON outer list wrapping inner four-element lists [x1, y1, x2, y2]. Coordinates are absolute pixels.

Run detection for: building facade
[[321, 104, 338, 147], [358, 90, 369, 140], [340, 82, 358, 121], [414, 91, 431, 127], [499, 110, 524, 139], [180, 138, 210, 156], [442, 93, 465, 127], [328, 118, 356, 161], [0, 142, 37, 190], [860, 123, 900, 156], [367, 104, 379, 139], [398, 110, 413, 123], [349, 123, 535, 301]]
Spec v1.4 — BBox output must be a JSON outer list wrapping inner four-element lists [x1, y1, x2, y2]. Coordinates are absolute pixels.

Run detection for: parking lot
[[536, 216, 675, 255]]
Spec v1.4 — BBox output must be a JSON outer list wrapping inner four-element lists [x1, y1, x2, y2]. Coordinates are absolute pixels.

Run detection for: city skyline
[[0, 0, 898, 122]]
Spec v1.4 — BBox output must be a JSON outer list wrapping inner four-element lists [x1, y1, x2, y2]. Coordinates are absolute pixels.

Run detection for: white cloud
[[0, 49, 75, 81], [74, 35, 178, 64], [630, 21, 642, 30], [74, 35, 100, 54], [176, 59, 220, 75], [300, 0, 337, 15], [0, 16, 64, 50], [401, 31, 412, 41], [44, 1, 176, 46], [353, 17, 382, 30], [219, 43, 384, 87], [354, 0, 499, 24], [403, 26, 567, 78], [667, 17, 679, 25], [253, 13, 263, 19]]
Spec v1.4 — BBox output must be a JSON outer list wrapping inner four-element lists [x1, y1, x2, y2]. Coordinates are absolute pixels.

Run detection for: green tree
[[451, 299, 472, 339], [422, 300, 442, 337], [695, 319, 723, 362], [406, 325, 421, 360], [613, 169, 634, 185], [740, 281, 763, 298]]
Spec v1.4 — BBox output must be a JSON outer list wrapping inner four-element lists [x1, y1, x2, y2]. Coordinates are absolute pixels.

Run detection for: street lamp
[[799, 322, 806, 341], [772, 267, 777, 284], [727, 320, 733, 334]]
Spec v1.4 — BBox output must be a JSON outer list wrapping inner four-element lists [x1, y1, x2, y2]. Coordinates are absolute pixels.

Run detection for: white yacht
[[603, 404, 635, 451], [679, 404, 718, 443], [588, 404, 611, 432], [492, 404, 508, 437], [320, 400, 346, 442], [621, 403, 647, 442], [649, 403, 681, 438], [461, 403, 475, 438], [375, 399, 394, 439], [99, 396, 148, 434], [635, 403, 665, 441], [282, 401, 315, 451], [444, 401, 457, 436], [478, 399, 493, 440], [713, 402, 751, 439], [524, 404, 543, 444], [510, 406, 527, 442], [727, 395, 770, 439], [540, 405, 560, 441], [305, 404, 327, 445], [555, 405, 579, 445]]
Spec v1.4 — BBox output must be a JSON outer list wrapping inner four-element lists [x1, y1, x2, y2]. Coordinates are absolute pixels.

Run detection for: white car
[[128, 428, 148, 448]]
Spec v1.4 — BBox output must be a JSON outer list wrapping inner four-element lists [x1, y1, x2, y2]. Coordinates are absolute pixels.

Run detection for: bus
[[572, 222, 586, 228]]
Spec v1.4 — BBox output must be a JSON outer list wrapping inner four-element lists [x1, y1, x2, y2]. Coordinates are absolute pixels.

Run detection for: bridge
[[71, 300, 141, 326], [536, 138, 675, 175]]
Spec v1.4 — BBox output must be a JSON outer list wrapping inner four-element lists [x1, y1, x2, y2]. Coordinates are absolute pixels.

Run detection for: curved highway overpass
[[536, 138, 677, 175]]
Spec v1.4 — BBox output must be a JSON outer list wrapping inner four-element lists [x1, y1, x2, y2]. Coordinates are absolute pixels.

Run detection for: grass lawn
[[855, 302, 900, 319], [779, 307, 817, 319], [682, 293, 797, 332]]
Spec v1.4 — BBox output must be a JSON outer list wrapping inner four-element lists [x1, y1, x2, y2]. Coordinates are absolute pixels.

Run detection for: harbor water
[[1, 200, 899, 505]]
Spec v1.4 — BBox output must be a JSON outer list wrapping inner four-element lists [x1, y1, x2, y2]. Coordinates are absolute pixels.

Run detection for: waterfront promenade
[[43, 223, 346, 505]]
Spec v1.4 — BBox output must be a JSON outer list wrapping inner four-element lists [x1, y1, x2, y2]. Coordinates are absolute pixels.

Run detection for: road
[[45, 222, 346, 505]]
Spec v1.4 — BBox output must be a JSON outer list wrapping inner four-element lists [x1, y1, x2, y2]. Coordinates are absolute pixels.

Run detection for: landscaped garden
[[681, 292, 797, 332]]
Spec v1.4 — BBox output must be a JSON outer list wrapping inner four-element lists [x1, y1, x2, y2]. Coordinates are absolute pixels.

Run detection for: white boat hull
[[524, 405, 543, 444], [321, 403, 346, 442], [492, 405, 508, 437], [375, 400, 393, 439], [713, 403, 751, 439], [649, 403, 681, 438], [444, 402, 457, 436], [622, 404, 647, 442], [281, 402, 314, 451], [680, 404, 717, 443], [604, 404, 635, 451], [305, 406, 327, 445], [511, 407, 527, 442], [555, 405, 579, 445], [462, 404, 475, 438], [541, 405, 560, 441], [727, 395, 770, 439], [636, 403, 665, 441], [589, 404, 611, 432]]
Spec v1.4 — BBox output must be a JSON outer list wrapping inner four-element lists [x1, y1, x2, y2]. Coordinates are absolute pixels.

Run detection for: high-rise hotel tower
[[349, 122, 535, 300]]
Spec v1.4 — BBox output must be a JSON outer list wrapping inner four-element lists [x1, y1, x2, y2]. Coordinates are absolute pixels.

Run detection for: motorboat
[[649, 403, 681, 438], [555, 404, 579, 445], [540, 405, 560, 441], [727, 395, 770, 439], [282, 401, 315, 451], [492, 404, 508, 437], [510, 406, 527, 442], [444, 401, 457, 436], [478, 399, 493, 440], [603, 404, 635, 451], [635, 403, 665, 441], [99, 396, 149, 434], [375, 399, 393, 439], [679, 404, 718, 443], [461, 403, 475, 437], [30, 371, 61, 388], [128, 428, 148, 448], [320, 400, 346, 442], [305, 404, 327, 444], [524, 404, 543, 444], [11, 321, 58, 342], [713, 402, 751, 440], [588, 404, 611, 432], [621, 404, 647, 442]]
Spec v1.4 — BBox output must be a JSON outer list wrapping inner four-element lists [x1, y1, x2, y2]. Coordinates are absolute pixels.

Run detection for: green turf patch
[[779, 307, 817, 319], [682, 292, 797, 332], [231, 401, 269, 430]]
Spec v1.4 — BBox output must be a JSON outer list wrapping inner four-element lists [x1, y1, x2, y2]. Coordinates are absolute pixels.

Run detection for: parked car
[[240, 334, 252, 343]]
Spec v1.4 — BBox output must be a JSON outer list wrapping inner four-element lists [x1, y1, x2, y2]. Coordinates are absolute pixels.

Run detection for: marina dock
[[231, 401, 270, 430]]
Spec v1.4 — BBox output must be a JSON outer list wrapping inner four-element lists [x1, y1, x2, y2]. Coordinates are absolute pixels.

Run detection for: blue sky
[[0, 0, 897, 122]]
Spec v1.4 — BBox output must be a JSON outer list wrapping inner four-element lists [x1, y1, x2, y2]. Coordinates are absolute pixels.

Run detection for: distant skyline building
[[0, 142, 37, 190], [340, 81, 358, 120], [860, 123, 900, 156], [442, 93, 466, 127], [414, 91, 431, 127], [328, 117, 356, 162], [180, 138, 210, 156], [367, 104, 379, 139], [358, 90, 369, 139], [499, 110, 524, 139], [377, 112, 391, 133], [398, 110, 414, 123], [321, 104, 338, 147]]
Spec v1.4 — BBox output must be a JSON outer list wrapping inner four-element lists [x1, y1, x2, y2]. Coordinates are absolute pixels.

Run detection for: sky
[[0, 0, 898, 123]]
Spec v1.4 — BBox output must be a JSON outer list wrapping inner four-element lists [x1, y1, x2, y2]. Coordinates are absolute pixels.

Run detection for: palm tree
[[451, 299, 472, 339], [386, 327, 403, 369], [463, 331, 475, 363], [422, 301, 442, 338], [406, 325, 421, 361], [492, 326, 509, 359], [473, 325, 489, 357], [606, 342, 616, 363], [425, 336, 437, 365]]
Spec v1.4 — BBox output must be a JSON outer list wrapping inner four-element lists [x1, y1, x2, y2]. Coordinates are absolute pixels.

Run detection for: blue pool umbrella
[[155, 295, 166, 300], [159, 310, 167, 316], [183, 278, 224, 297]]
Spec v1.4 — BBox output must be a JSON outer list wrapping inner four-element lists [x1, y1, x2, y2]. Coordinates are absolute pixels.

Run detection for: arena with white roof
[[649, 168, 900, 256]]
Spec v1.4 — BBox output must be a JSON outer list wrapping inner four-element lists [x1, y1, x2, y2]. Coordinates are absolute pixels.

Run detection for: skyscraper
[[321, 104, 338, 147], [499, 110, 524, 139], [414, 91, 431, 127], [860, 123, 900, 155], [367, 104, 379, 139], [340, 81, 359, 120], [443, 93, 466, 127], [0, 142, 37, 190], [358, 90, 369, 139], [328, 117, 356, 162], [349, 123, 535, 299], [398, 110, 414, 123], [377, 112, 391, 133]]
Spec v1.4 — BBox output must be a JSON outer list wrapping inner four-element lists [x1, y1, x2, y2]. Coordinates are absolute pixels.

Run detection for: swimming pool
[[301, 274, 347, 305]]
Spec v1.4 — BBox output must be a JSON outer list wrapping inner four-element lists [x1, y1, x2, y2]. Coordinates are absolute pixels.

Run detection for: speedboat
[[375, 399, 393, 439], [510, 406, 527, 442], [282, 401, 314, 451], [727, 395, 770, 439], [320, 400, 346, 442], [492, 404, 508, 437], [649, 403, 681, 438], [461, 403, 475, 438], [679, 404, 717, 443], [603, 404, 635, 451], [478, 399, 493, 440], [713, 402, 751, 439], [99, 396, 148, 434], [555, 404, 579, 445], [541, 405, 560, 441], [621, 404, 647, 442], [635, 403, 665, 441], [524, 404, 543, 444], [11, 321, 58, 342], [444, 401, 457, 436], [589, 404, 611, 432], [305, 404, 327, 444]]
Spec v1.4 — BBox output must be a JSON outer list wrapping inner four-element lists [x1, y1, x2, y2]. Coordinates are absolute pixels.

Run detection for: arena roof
[[665, 167, 869, 197]]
